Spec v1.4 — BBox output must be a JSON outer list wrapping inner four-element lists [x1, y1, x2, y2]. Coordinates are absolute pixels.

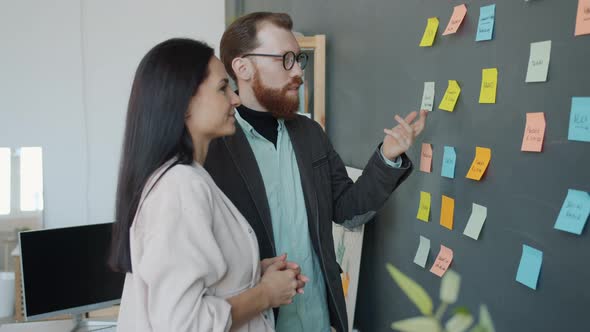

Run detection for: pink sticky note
[[521, 112, 546, 152], [575, 0, 590, 36], [443, 4, 468, 35], [430, 245, 453, 277], [420, 143, 433, 173]]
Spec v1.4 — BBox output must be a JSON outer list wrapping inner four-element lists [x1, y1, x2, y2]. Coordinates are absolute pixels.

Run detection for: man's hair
[[221, 12, 293, 81]]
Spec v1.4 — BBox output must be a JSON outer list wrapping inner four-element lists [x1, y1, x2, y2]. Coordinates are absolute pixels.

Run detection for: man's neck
[[236, 104, 279, 147], [237, 85, 269, 113]]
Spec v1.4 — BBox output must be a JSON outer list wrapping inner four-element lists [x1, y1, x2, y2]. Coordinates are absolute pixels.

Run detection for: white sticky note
[[525, 40, 552, 83], [420, 82, 436, 112], [463, 203, 488, 240], [413, 235, 431, 268]]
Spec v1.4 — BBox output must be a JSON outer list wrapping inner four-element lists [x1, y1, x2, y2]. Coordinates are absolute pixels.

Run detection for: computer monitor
[[19, 222, 125, 321]]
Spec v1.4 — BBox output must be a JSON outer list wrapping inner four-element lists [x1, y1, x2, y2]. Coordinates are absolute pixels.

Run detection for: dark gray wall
[[230, 1, 590, 331]]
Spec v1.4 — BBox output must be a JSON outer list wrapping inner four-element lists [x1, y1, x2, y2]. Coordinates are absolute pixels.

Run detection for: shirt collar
[[235, 107, 285, 137]]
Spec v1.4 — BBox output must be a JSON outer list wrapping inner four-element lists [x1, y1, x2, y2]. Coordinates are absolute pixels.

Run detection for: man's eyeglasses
[[242, 51, 308, 71]]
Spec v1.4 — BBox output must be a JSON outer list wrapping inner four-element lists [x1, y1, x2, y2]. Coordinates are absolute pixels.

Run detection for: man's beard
[[252, 71, 303, 120]]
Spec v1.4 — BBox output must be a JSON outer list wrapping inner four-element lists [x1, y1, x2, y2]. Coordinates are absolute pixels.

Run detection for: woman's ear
[[232, 57, 254, 81]]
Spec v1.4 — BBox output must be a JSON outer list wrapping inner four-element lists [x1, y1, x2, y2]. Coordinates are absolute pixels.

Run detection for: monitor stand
[[70, 313, 117, 332]]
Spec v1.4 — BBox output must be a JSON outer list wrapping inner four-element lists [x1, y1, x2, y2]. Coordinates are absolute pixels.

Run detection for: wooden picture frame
[[296, 35, 326, 129]]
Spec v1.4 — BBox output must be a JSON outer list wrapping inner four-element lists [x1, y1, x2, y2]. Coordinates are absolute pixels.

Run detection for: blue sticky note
[[554, 189, 590, 235], [516, 245, 543, 290], [441, 146, 456, 179], [476, 4, 496, 42], [568, 97, 590, 143]]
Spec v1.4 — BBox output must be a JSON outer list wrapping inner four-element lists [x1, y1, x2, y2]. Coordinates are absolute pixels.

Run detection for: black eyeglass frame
[[242, 51, 308, 70]]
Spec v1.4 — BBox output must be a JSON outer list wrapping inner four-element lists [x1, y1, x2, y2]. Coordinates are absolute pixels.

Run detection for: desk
[[0, 319, 76, 332], [0, 307, 118, 332], [0, 318, 117, 332]]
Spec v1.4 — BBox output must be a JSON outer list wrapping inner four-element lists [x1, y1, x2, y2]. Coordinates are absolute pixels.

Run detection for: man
[[205, 12, 427, 332]]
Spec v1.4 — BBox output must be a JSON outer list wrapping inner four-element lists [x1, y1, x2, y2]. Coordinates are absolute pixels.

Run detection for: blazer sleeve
[[135, 168, 232, 332], [313, 121, 413, 228]]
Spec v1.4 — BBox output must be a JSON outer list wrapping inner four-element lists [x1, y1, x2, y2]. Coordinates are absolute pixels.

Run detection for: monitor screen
[[19, 222, 125, 320]]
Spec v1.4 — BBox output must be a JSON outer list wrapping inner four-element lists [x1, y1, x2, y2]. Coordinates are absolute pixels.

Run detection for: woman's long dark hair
[[109, 38, 214, 273]]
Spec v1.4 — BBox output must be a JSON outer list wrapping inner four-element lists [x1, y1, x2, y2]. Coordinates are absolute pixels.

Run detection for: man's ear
[[232, 57, 254, 81]]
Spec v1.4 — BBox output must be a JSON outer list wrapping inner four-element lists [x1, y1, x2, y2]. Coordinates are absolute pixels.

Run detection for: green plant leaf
[[479, 304, 495, 332], [445, 312, 474, 332], [386, 263, 433, 315], [468, 324, 487, 332], [391, 316, 441, 332], [440, 269, 461, 304], [452, 306, 471, 316]]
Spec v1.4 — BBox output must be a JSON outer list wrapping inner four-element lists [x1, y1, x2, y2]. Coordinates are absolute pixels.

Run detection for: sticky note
[[413, 235, 430, 268], [443, 4, 468, 35], [516, 244, 543, 290], [525, 41, 551, 83], [521, 112, 546, 152], [417, 191, 431, 222], [420, 17, 439, 47], [575, 0, 590, 36], [475, 4, 496, 41], [554, 189, 590, 235], [568, 97, 590, 143], [479, 68, 498, 104], [420, 82, 436, 112], [430, 245, 453, 277], [440, 195, 455, 230], [439, 80, 461, 112], [463, 203, 488, 240], [441, 146, 456, 179], [466, 147, 491, 181], [420, 143, 433, 173]]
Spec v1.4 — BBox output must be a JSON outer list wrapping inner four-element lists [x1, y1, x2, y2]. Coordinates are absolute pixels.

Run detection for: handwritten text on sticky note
[[439, 80, 461, 112], [420, 17, 439, 47], [521, 112, 546, 152], [430, 245, 454, 277], [466, 147, 491, 181], [554, 189, 590, 235], [443, 4, 468, 35]]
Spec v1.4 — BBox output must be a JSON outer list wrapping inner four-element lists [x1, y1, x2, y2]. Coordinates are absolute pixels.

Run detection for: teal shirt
[[236, 111, 331, 332]]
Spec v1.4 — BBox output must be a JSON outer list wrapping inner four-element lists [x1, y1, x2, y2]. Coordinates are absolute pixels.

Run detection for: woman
[[109, 38, 302, 331]]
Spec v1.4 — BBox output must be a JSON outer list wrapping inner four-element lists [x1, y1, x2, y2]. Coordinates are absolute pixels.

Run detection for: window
[[19, 147, 44, 212], [0, 147, 44, 216]]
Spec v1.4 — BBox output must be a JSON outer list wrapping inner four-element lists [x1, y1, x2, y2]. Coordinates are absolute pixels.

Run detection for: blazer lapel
[[285, 119, 319, 241], [222, 125, 275, 247]]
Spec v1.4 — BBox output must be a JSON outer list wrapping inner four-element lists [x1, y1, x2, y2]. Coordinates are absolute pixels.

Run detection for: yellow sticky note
[[466, 147, 491, 181], [420, 17, 439, 47], [479, 68, 498, 104], [439, 80, 461, 112], [440, 195, 455, 230], [417, 191, 431, 222]]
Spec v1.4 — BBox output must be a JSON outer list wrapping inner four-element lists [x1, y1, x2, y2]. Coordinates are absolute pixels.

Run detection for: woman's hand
[[259, 260, 299, 307], [261, 254, 309, 294]]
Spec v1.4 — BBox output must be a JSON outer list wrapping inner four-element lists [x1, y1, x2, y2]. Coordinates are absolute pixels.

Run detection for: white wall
[[0, 0, 88, 229], [0, 0, 225, 228], [82, 0, 225, 224]]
